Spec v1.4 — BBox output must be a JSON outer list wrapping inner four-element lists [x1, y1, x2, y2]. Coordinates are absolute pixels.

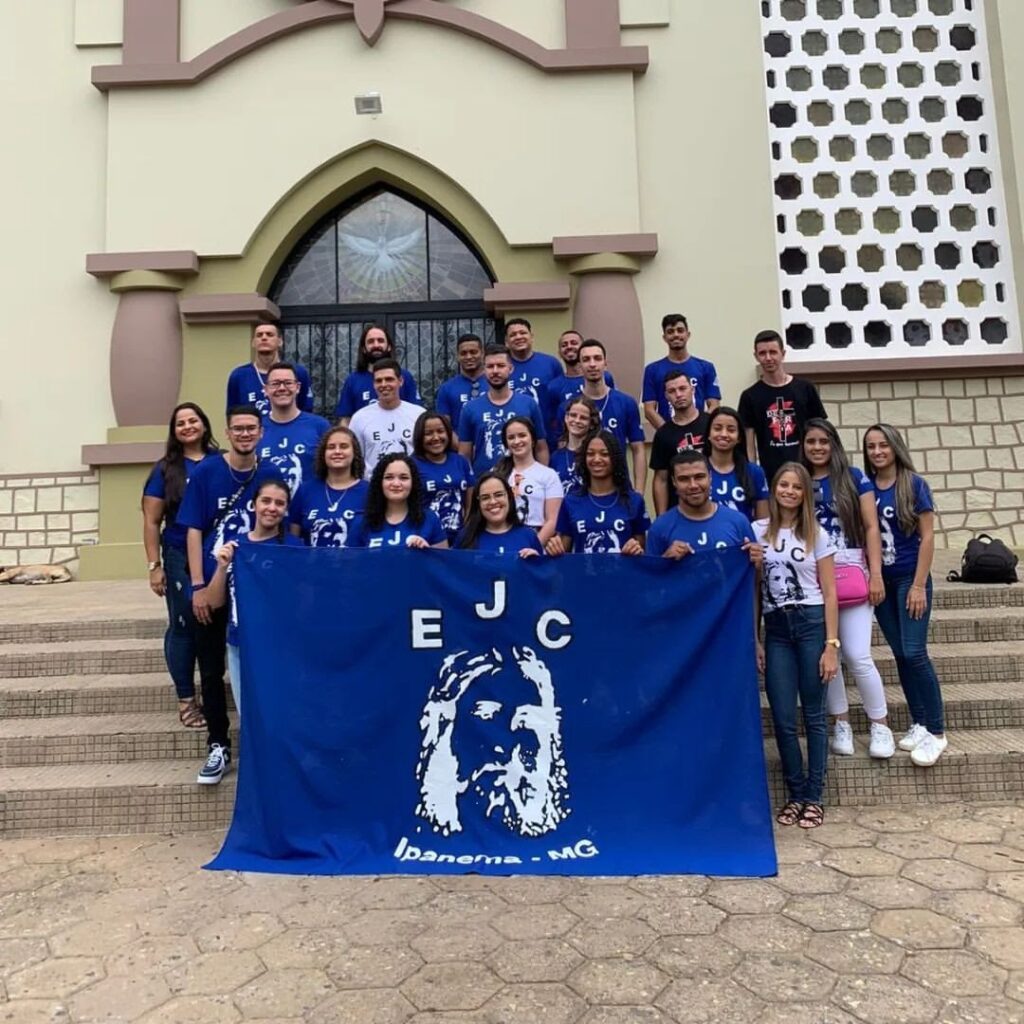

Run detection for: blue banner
[[208, 546, 777, 877]]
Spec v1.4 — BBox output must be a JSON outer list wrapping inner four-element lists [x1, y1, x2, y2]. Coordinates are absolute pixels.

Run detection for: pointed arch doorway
[[270, 187, 502, 416]]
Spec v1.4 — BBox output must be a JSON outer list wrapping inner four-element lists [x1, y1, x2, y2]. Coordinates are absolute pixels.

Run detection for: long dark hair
[[160, 402, 218, 506], [494, 416, 538, 477], [364, 453, 426, 530], [457, 471, 522, 549], [579, 430, 632, 507], [313, 425, 365, 482], [355, 323, 395, 373], [412, 411, 455, 459], [702, 406, 754, 508], [801, 417, 865, 548], [863, 422, 921, 536], [556, 394, 601, 451]]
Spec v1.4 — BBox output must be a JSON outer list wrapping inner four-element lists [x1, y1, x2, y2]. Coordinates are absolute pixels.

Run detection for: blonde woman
[[754, 462, 839, 830]]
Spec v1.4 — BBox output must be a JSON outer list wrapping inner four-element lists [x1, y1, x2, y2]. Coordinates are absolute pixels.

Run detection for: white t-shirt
[[508, 462, 564, 528], [753, 520, 835, 612], [349, 401, 426, 476]]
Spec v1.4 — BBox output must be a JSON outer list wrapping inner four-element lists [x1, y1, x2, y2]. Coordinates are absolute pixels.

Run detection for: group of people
[[141, 316, 946, 829]]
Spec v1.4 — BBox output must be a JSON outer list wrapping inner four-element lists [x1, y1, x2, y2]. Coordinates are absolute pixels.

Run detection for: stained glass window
[[271, 189, 492, 307]]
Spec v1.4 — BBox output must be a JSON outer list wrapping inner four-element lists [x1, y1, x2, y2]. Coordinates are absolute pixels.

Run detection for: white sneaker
[[898, 723, 929, 751], [868, 722, 896, 759], [911, 732, 948, 767], [831, 720, 855, 756], [197, 743, 231, 785]]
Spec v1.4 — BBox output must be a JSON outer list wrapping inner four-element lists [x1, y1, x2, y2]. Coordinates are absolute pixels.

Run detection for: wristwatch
[[147, 560, 161, 572], [825, 638, 841, 649]]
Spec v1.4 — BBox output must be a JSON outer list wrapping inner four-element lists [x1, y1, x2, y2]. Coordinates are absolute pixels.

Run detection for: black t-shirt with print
[[649, 413, 711, 472], [738, 377, 826, 484]]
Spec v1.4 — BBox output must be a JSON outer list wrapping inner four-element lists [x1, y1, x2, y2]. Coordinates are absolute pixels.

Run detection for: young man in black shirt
[[738, 330, 827, 485], [650, 370, 710, 514]]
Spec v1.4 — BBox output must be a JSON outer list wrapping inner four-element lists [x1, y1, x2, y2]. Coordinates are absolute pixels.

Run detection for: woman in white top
[[802, 418, 894, 760], [495, 416, 564, 545], [754, 461, 839, 830]]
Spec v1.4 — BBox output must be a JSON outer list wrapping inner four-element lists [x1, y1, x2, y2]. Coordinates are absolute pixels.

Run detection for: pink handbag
[[834, 563, 869, 608]]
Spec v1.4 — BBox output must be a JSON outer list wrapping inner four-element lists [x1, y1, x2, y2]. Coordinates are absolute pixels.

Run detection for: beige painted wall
[[179, 0, 566, 60], [107, 20, 639, 254], [624, 5, 781, 406], [0, 5, 117, 475]]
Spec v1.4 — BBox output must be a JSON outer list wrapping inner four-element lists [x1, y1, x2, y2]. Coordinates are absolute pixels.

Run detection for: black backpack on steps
[[946, 534, 1019, 584]]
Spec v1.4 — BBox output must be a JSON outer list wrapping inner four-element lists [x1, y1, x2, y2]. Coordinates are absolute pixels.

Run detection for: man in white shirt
[[349, 359, 426, 477]]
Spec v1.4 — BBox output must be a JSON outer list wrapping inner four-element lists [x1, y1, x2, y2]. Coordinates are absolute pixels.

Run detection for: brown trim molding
[[552, 233, 658, 259], [565, 0, 620, 48], [92, 1, 649, 90], [86, 251, 199, 278], [123, 0, 180, 65], [484, 283, 572, 312], [792, 353, 1024, 383], [179, 294, 282, 325], [82, 442, 166, 467]]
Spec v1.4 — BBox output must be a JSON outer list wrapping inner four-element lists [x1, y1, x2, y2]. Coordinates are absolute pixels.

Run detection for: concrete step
[[1, 730, 1022, 837], [0, 618, 163, 646], [873, 640, 1023, 687], [764, 728, 1024, 808], [892, 606, 1024, 645], [0, 639, 164, 679], [759, 681, 1024, 737], [932, 583, 1023, 610], [0, 673, 175, 718], [0, 712, 239, 767]]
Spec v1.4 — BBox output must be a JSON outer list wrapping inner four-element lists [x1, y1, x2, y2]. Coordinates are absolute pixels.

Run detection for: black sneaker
[[197, 743, 231, 785]]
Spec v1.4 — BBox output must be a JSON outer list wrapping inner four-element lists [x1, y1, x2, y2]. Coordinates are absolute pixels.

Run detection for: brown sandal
[[798, 803, 824, 829], [776, 801, 803, 826], [178, 698, 206, 729]]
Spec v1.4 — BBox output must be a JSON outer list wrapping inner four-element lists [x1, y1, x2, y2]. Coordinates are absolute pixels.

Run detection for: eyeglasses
[[266, 380, 298, 391], [229, 425, 260, 435]]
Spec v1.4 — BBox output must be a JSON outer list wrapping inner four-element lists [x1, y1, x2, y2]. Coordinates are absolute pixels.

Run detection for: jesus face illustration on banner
[[415, 646, 570, 839]]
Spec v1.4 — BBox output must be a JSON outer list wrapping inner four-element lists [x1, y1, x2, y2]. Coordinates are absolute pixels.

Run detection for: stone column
[[108, 274, 185, 427]]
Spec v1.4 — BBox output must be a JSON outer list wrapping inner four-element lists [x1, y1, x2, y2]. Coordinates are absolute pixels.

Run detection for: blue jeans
[[874, 574, 944, 735], [162, 543, 197, 700], [764, 604, 828, 805]]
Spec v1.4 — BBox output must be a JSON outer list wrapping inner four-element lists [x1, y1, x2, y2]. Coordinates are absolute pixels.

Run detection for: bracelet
[[191, 582, 207, 592], [910, 585, 926, 592]]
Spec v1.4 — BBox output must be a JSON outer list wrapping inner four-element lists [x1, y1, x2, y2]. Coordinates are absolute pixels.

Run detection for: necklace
[[226, 458, 257, 484], [588, 490, 618, 510], [591, 390, 611, 416], [324, 482, 356, 513]]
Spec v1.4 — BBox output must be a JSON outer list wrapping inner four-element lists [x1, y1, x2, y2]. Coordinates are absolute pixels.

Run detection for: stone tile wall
[[0, 472, 99, 569], [819, 375, 1024, 551]]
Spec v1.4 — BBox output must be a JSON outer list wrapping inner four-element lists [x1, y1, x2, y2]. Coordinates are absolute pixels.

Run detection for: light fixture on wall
[[354, 92, 383, 116]]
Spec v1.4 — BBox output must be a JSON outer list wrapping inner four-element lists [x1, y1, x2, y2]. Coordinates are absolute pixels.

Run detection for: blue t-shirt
[[176, 456, 287, 583], [457, 393, 547, 476], [642, 355, 721, 422], [543, 371, 614, 440], [509, 351, 562, 405], [710, 464, 770, 523], [226, 363, 314, 417], [646, 504, 755, 557], [334, 369, 420, 420], [414, 452, 475, 543], [549, 448, 582, 493], [557, 389, 644, 453], [142, 452, 218, 551], [435, 373, 487, 429], [457, 526, 544, 556], [225, 533, 305, 646], [290, 478, 369, 548], [255, 412, 330, 497], [813, 467, 873, 552], [873, 474, 934, 577], [354, 509, 447, 549], [556, 490, 651, 553]]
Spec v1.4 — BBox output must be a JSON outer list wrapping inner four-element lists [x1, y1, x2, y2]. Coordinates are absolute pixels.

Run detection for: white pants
[[227, 643, 241, 716], [826, 554, 888, 721]]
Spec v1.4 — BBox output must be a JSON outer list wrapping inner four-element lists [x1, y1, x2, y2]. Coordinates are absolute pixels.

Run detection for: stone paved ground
[[1, 803, 1024, 1023]]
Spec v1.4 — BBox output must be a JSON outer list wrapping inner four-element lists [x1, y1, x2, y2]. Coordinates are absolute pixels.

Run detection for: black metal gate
[[280, 305, 500, 419]]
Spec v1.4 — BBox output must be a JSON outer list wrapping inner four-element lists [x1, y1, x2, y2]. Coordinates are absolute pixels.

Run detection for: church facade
[[3, 0, 1024, 575]]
